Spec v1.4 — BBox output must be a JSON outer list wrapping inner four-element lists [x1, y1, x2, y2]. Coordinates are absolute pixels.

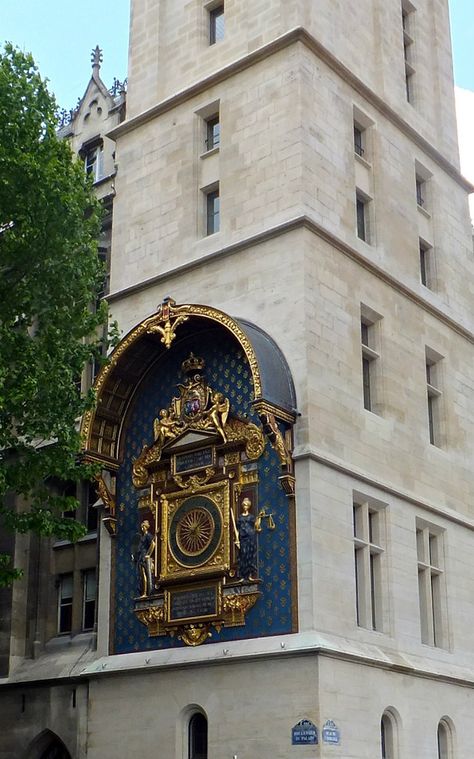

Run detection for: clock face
[[169, 495, 222, 567]]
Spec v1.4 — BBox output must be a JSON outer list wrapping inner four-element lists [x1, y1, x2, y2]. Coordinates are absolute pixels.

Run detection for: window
[[417, 523, 446, 647], [205, 186, 220, 235], [381, 711, 398, 759], [356, 191, 370, 242], [84, 145, 104, 183], [188, 713, 208, 759], [61, 482, 77, 521], [419, 238, 433, 288], [415, 162, 432, 213], [425, 349, 443, 446], [86, 481, 99, 533], [354, 123, 365, 158], [437, 719, 453, 759], [205, 114, 220, 151], [353, 499, 384, 630], [416, 176, 425, 208], [402, 1, 416, 103], [209, 5, 224, 44], [360, 309, 381, 413], [58, 574, 73, 634], [82, 569, 97, 631]]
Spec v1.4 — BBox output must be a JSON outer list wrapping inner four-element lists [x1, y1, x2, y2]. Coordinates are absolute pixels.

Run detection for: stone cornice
[[108, 26, 474, 194], [293, 445, 474, 532], [106, 214, 474, 346]]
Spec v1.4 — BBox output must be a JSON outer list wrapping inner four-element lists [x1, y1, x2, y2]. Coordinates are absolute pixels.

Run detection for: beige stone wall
[[126, 0, 459, 163]]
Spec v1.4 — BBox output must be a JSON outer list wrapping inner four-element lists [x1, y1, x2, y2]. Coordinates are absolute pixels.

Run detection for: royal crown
[[182, 353, 205, 375]]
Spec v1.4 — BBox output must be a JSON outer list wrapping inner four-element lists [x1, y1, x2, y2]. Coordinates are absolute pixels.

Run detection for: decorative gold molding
[[178, 624, 213, 646], [222, 592, 260, 627], [135, 605, 165, 636], [80, 300, 266, 457]]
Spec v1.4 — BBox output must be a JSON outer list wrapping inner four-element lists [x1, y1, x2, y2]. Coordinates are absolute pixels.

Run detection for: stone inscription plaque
[[174, 447, 213, 474], [168, 585, 217, 622]]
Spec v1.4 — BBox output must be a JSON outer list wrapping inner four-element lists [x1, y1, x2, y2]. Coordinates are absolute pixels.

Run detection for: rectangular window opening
[[82, 569, 97, 631], [356, 193, 368, 242], [416, 523, 445, 647], [58, 574, 73, 634], [205, 115, 220, 151], [209, 5, 224, 44], [360, 311, 381, 413], [353, 499, 385, 632], [205, 187, 220, 235]]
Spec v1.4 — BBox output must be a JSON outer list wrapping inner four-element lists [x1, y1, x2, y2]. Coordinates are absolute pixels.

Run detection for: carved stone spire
[[91, 46, 103, 72]]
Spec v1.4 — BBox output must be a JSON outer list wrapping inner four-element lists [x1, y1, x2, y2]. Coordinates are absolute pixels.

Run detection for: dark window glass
[[206, 190, 220, 235], [381, 716, 386, 758], [58, 574, 73, 634], [87, 482, 98, 532], [206, 117, 220, 150], [85, 148, 97, 176], [416, 178, 424, 206], [427, 393, 435, 444], [354, 547, 360, 626], [62, 482, 77, 521], [420, 243, 427, 285], [356, 196, 366, 241], [370, 553, 377, 629], [361, 321, 369, 347], [189, 713, 208, 759], [362, 357, 371, 410], [405, 70, 413, 102], [82, 569, 97, 631], [354, 126, 364, 157], [210, 6, 224, 44]]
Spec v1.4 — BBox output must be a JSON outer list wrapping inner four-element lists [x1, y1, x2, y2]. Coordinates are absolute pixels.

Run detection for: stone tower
[[2, 2, 474, 758]]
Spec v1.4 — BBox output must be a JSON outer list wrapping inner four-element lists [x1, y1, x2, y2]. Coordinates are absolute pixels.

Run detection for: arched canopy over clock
[[80, 298, 297, 467]]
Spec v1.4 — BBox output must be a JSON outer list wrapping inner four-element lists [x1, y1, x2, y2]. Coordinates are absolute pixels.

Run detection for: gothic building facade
[[1, 1, 474, 758]]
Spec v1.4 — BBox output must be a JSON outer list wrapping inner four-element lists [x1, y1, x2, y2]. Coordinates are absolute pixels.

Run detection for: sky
[[1, 0, 473, 210]]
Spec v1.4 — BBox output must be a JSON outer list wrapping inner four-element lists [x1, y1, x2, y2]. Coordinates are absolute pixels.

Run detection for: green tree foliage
[[0, 44, 109, 585]]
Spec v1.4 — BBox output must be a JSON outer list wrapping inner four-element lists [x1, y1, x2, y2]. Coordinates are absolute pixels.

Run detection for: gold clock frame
[[160, 480, 231, 582]]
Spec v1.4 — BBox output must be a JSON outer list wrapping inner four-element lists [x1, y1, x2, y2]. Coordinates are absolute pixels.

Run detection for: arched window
[[188, 712, 208, 759], [381, 710, 399, 759], [437, 718, 453, 759], [26, 730, 71, 759]]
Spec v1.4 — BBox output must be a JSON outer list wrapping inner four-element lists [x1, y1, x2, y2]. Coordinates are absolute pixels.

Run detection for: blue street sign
[[291, 719, 319, 745]]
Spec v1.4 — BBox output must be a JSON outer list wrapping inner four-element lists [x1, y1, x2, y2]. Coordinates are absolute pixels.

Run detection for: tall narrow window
[[205, 114, 220, 151], [419, 238, 433, 288], [415, 162, 432, 213], [58, 574, 73, 634], [381, 711, 397, 759], [416, 175, 425, 208], [401, 1, 416, 103], [82, 569, 97, 631], [360, 311, 381, 413], [84, 145, 104, 182], [206, 187, 220, 235], [425, 349, 442, 446], [189, 713, 208, 759], [437, 719, 453, 759], [86, 481, 99, 533], [354, 123, 365, 157], [353, 499, 384, 631], [209, 5, 224, 44], [356, 192, 369, 242], [417, 523, 446, 647]]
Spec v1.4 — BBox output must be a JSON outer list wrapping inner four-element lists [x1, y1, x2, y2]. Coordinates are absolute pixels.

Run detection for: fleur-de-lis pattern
[[114, 330, 293, 653]]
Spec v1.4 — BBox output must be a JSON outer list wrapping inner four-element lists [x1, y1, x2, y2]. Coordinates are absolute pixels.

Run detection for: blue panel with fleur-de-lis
[[114, 329, 293, 653]]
